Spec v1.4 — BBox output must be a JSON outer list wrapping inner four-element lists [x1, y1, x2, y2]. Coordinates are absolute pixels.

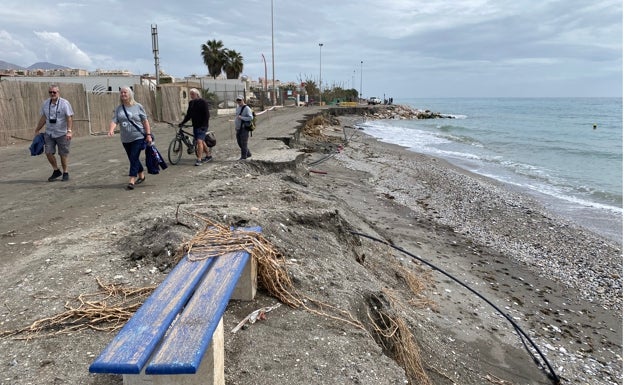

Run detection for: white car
[[368, 97, 382, 105]]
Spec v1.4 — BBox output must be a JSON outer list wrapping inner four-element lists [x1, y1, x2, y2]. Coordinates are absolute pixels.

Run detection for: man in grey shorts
[[34, 84, 74, 181]]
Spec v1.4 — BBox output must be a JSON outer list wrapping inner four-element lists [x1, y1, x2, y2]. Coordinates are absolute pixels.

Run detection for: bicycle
[[166, 123, 196, 165]]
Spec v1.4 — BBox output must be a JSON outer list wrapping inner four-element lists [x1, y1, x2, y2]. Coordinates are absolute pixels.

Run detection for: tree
[[222, 49, 244, 79], [201, 39, 225, 79], [301, 76, 318, 100]]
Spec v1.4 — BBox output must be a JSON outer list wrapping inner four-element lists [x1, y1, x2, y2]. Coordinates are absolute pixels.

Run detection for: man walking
[[34, 84, 74, 181], [179, 88, 212, 166]]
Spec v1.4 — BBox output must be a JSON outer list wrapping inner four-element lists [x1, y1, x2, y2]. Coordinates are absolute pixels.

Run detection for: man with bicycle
[[179, 88, 212, 166]]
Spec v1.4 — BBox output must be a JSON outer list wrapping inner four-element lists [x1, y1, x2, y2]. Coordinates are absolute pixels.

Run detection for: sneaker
[[48, 169, 62, 182], [194, 160, 202, 166], [62, 172, 69, 181], [202, 156, 213, 162]]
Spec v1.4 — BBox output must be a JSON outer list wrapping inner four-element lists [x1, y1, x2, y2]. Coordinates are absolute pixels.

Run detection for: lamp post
[[359, 60, 363, 104], [319, 43, 323, 106], [261, 53, 268, 108], [271, 0, 276, 105]]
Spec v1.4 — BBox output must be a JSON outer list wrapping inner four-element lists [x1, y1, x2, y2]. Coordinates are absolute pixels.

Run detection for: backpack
[[240, 105, 257, 135], [250, 110, 257, 131]]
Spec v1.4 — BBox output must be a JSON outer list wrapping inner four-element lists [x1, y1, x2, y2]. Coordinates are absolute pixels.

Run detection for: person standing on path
[[234, 95, 253, 160], [33, 84, 74, 181], [107, 86, 153, 190], [179, 88, 212, 166]]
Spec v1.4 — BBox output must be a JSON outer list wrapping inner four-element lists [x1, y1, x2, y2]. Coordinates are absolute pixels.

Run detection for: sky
[[0, 0, 621, 99]]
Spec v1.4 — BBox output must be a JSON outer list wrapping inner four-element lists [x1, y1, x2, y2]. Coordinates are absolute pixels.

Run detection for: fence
[[0, 81, 185, 146]]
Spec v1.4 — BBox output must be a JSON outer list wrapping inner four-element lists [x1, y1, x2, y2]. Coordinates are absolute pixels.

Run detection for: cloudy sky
[[0, 0, 621, 99]]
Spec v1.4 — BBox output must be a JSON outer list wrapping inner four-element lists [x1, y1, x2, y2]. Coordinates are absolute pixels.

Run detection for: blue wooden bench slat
[[89, 226, 261, 376], [145, 250, 250, 374], [88, 254, 216, 374]]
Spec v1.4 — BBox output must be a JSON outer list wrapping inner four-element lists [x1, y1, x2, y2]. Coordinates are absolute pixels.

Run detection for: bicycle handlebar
[[164, 121, 191, 128]]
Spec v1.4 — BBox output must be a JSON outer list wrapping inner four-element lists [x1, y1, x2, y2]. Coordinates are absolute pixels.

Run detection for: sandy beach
[[0, 105, 621, 385]]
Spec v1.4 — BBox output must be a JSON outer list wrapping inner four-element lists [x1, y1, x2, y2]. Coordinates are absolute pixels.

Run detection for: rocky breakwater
[[366, 104, 454, 120]]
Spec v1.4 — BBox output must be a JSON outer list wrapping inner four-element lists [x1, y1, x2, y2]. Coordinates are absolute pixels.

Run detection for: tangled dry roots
[[368, 291, 432, 385], [180, 210, 366, 331], [0, 209, 432, 385], [0, 278, 155, 339], [0, 209, 364, 338]]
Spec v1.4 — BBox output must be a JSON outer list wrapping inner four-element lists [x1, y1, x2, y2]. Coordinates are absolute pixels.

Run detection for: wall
[[0, 81, 184, 146]]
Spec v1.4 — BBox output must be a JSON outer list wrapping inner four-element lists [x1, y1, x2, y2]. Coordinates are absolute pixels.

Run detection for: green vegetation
[[198, 42, 358, 104], [201, 39, 244, 79]]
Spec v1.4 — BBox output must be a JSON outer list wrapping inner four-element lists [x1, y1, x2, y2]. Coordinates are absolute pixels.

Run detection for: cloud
[[0, 30, 37, 65], [0, 0, 620, 97], [33, 31, 93, 68]]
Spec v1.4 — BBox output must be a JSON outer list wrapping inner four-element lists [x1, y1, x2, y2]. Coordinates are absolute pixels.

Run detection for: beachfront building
[[1, 70, 150, 92]]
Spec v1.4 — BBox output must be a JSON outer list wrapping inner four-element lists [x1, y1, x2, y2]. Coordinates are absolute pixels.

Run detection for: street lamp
[[359, 60, 363, 103], [319, 43, 323, 106], [271, 0, 276, 105]]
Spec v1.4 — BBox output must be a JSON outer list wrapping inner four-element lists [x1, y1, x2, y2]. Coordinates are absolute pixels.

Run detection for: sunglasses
[[49, 91, 58, 94]]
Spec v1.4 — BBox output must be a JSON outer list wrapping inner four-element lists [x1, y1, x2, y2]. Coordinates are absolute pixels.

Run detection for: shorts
[[193, 127, 208, 141], [44, 133, 70, 155]]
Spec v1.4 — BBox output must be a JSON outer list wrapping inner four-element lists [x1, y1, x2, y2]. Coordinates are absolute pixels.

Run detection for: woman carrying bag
[[107, 86, 153, 190]]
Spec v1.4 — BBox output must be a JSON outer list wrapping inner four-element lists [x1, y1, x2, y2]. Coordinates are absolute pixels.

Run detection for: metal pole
[[359, 61, 363, 104], [261, 54, 268, 95], [319, 43, 323, 106], [271, 0, 276, 105], [151, 24, 160, 86]]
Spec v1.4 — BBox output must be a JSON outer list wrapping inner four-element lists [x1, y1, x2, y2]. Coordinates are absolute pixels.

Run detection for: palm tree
[[201, 39, 225, 79], [222, 49, 244, 79]]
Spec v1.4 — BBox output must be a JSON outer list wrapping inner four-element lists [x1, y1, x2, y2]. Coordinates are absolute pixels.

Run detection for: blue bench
[[89, 228, 260, 385]]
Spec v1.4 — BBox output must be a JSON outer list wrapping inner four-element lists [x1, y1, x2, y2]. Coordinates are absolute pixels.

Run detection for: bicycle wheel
[[168, 138, 183, 165]]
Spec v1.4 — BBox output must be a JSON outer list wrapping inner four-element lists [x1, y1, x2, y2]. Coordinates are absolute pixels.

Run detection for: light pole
[[261, 53, 268, 108], [319, 43, 323, 106], [271, 0, 276, 105], [359, 60, 363, 103]]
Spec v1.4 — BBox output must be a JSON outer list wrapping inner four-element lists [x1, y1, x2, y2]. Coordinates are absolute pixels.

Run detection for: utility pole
[[271, 0, 276, 105], [359, 60, 363, 103], [319, 43, 323, 106]]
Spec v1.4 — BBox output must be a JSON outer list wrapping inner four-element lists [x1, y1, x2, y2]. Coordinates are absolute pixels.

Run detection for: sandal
[[136, 176, 145, 185], [126, 183, 135, 190]]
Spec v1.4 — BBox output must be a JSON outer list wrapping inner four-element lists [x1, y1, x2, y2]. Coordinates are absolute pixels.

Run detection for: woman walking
[[107, 86, 153, 190]]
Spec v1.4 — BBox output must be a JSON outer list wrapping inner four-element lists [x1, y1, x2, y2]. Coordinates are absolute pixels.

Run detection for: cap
[[236, 95, 243, 101]]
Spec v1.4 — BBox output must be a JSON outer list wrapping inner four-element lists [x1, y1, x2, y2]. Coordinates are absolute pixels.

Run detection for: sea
[[357, 97, 623, 243]]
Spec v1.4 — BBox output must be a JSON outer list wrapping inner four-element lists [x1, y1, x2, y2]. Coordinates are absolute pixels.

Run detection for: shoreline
[[353, 103, 623, 245], [337, 117, 622, 312]]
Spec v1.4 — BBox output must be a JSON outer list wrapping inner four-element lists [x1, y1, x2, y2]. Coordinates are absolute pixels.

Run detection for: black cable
[[349, 230, 561, 385], [306, 124, 361, 167]]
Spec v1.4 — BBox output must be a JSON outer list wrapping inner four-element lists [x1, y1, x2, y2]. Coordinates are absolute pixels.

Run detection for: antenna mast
[[151, 24, 160, 86]]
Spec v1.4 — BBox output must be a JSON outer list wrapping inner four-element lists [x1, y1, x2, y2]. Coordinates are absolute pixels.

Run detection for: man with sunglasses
[[34, 85, 74, 181]]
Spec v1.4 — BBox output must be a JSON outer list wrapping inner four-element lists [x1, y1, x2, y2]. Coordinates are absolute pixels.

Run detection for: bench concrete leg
[[123, 318, 225, 385], [231, 255, 257, 301]]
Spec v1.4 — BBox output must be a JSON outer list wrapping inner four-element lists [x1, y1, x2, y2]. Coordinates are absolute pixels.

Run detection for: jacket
[[29, 133, 45, 156], [145, 144, 168, 174]]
